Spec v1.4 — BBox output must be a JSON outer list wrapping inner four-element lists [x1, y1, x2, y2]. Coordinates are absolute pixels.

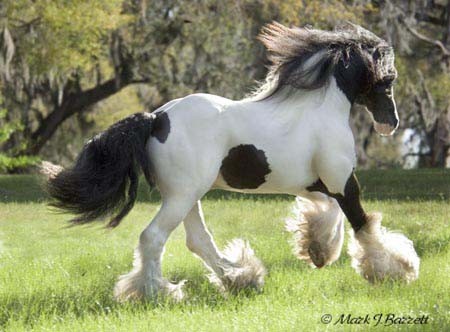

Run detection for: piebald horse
[[45, 22, 420, 301]]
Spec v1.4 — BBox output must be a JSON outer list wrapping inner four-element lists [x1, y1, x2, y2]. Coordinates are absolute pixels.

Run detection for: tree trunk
[[24, 78, 132, 155], [429, 109, 450, 167]]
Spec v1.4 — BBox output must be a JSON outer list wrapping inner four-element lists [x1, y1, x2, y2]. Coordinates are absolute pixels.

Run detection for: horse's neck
[[241, 77, 352, 127]]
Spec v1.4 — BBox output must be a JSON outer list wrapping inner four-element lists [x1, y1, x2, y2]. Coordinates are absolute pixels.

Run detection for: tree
[[0, 0, 134, 157], [0, 0, 372, 169], [376, 0, 450, 167], [0, 90, 38, 171]]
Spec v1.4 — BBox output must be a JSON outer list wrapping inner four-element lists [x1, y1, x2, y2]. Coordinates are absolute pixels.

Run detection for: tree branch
[[129, 78, 151, 84], [25, 77, 132, 155], [414, 12, 446, 27], [399, 17, 450, 57]]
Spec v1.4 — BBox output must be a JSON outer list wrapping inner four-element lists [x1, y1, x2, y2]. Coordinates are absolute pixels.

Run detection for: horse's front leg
[[310, 170, 420, 283], [286, 192, 345, 268]]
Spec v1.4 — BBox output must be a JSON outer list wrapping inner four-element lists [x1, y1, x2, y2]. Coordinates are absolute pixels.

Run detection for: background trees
[[0, 0, 448, 171], [0, 0, 129, 166], [378, 0, 450, 167]]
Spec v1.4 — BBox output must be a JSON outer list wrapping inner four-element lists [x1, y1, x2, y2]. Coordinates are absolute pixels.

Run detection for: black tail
[[47, 113, 155, 228]]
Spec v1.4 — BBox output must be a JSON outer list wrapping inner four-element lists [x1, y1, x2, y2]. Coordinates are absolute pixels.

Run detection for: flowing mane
[[248, 22, 387, 101]]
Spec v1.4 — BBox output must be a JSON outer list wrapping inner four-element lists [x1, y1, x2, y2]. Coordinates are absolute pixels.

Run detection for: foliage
[[0, 93, 39, 172], [0, 0, 449, 169], [428, 73, 450, 111], [0, 0, 132, 164], [264, 0, 375, 28], [0, 0, 372, 163], [1, 0, 128, 78]]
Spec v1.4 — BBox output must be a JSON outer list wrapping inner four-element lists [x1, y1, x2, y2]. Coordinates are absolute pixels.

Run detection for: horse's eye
[[381, 76, 396, 87], [374, 80, 394, 94]]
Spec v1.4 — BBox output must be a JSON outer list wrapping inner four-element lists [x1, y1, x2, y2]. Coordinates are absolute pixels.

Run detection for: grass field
[[0, 169, 449, 331]]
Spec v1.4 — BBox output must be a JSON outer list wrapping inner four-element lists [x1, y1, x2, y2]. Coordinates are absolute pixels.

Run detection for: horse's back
[[148, 93, 233, 196], [148, 92, 320, 196]]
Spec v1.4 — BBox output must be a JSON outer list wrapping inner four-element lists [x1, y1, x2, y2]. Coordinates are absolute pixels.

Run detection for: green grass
[[0, 169, 449, 331]]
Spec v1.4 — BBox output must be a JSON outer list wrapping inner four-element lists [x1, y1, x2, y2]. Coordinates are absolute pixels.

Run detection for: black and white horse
[[45, 22, 419, 301]]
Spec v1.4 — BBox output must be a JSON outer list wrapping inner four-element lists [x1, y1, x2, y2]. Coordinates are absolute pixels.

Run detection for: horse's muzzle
[[374, 120, 398, 136]]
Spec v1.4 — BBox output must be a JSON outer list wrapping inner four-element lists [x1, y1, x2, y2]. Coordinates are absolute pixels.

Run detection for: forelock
[[373, 46, 397, 81]]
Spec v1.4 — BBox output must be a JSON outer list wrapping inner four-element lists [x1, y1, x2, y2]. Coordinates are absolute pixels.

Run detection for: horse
[[44, 22, 420, 302]]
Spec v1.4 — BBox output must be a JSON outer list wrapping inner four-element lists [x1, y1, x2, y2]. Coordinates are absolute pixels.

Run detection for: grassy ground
[[0, 169, 449, 331]]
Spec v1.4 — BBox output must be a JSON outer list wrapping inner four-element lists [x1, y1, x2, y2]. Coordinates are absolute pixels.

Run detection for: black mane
[[251, 22, 390, 100]]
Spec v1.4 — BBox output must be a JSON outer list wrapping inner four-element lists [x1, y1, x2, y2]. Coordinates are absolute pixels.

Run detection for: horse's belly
[[213, 154, 317, 195]]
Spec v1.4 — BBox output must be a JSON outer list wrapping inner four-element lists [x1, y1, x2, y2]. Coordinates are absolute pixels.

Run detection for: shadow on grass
[[0, 267, 260, 330], [1, 169, 450, 204], [2, 237, 447, 330], [0, 287, 117, 329]]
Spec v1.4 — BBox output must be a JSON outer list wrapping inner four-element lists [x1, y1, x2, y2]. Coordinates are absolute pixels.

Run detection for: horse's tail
[[46, 113, 155, 228]]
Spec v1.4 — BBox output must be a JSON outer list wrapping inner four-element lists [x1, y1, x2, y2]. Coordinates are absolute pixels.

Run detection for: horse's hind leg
[[184, 201, 223, 270], [184, 201, 266, 293], [286, 192, 345, 268], [114, 195, 197, 302]]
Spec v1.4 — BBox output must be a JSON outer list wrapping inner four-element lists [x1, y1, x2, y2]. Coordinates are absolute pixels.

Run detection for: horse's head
[[334, 24, 399, 136], [255, 22, 399, 136], [355, 45, 398, 136]]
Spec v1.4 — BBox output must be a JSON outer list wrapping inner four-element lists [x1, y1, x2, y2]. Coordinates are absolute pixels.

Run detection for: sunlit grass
[[0, 169, 449, 331]]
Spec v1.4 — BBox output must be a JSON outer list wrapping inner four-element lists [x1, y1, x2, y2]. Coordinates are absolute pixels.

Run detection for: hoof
[[114, 273, 186, 302], [308, 241, 326, 268], [286, 196, 344, 268], [348, 213, 420, 283], [209, 239, 266, 293], [114, 249, 186, 302]]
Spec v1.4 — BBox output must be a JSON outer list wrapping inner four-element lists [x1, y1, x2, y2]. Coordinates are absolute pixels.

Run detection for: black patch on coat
[[151, 112, 171, 143], [307, 172, 367, 232], [220, 144, 271, 189], [47, 113, 155, 228]]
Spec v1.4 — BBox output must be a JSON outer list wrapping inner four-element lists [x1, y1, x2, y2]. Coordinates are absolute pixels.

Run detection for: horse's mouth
[[374, 122, 397, 136]]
